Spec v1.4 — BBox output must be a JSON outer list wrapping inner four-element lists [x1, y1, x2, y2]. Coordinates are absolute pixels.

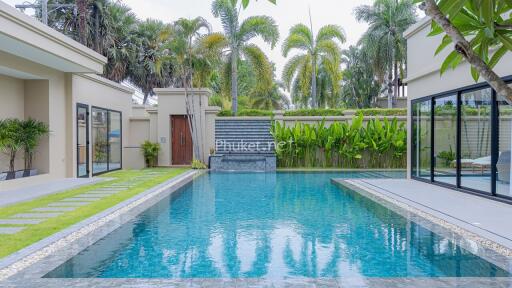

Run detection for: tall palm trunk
[[231, 52, 239, 114], [311, 56, 317, 108], [76, 0, 88, 45], [393, 60, 399, 106], [387, 62, 393, 109]]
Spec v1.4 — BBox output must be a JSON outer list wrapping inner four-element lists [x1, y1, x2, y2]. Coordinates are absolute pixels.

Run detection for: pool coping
[[333, 179, 512, 274], [0, 169, 201, 281]]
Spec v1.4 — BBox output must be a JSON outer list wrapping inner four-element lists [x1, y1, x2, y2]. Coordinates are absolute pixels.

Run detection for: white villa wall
[[71, 74, 134, 175], [0, 75, 24, 173], [154, 89, 212, 165], [405, 17, 512, 178]]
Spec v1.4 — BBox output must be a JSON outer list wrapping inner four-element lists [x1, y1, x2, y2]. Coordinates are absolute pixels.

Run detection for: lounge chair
[[497, 151, 511, 183]]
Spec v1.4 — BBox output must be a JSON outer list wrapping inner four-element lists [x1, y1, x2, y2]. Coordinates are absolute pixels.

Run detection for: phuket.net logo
[[215, 140, 279, 153]]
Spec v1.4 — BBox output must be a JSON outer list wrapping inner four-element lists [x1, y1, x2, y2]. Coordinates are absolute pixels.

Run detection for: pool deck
[[0, 178, 107, 207], [334, 178, 512, 252]]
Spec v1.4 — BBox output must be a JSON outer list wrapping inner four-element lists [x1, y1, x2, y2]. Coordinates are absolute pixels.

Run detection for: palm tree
[[211, 0, 279, 115], [252, 81, 290, 110], [159, 17, 226, 161], [129, 19, 173, 104], [341, 45, 381, 108], [355, 0, 416, 108], [282, 24, 345, 108], [103, 3, 137, 82]]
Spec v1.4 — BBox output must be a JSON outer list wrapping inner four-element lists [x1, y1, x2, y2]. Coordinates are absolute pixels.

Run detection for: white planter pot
[[15, 170, 24, 179], [0, 173, 6, 181]]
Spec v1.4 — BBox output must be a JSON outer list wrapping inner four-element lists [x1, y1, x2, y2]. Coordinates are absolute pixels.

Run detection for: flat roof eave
[[0, 1, 106, 74]]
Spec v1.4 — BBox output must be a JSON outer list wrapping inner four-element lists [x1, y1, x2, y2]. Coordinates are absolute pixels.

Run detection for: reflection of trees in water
[[64, 173, 510, 278]]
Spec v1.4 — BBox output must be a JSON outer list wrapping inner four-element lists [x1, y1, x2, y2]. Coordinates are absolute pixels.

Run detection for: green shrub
[[141, 141, 160, 168], [191, 159, 208, 169], [356, 108, 407, 116], [0, 119, 24, 173], [20, 118, 49, 170], [284, 108, 345, 117], [217, 109, 274, 117], [271, 115, 407, 169], [217, 110, 234, 116]]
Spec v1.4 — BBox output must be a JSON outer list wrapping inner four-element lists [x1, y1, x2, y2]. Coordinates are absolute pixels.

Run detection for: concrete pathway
[[0, 172, 166, 235], [0, 178, 104, 207]]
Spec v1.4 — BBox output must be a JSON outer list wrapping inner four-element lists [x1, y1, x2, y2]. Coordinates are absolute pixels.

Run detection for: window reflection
[[497, 89, 512, 197], [460, 88, 492, 193], [433, 95, 457, 185], [92, 107, 122, 175], [412, 101, 431, 179]]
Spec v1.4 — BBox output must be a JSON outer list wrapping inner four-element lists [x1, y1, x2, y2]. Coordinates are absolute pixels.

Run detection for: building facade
[[406, 17, 512, 202]]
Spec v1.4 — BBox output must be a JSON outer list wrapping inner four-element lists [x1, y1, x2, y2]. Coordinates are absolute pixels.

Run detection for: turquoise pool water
[[45, 171, 510, 278]]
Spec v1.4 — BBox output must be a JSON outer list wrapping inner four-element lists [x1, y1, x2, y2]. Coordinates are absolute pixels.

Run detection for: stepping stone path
[[32, 207, 77, 212], [0, 227, 26, 234], [48, 202, 90, 207], [0, 172, 167, 234], [11, 213, 62, 219]]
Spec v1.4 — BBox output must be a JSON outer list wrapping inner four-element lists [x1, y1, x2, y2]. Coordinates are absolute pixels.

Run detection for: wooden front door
[[171, 115, 193, 165]]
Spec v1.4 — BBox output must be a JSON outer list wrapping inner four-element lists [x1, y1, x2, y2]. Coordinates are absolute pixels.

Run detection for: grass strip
[[0, 168, 188, 259]]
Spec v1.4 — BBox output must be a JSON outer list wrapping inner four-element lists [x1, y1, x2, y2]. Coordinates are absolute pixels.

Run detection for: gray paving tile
[[75, 194, 109, 199], [97, 187, 126, 190], [48, 202, 90, 207], [0, 227, 26, 234], [83, 192, 117, 197], [31, 207, 77, 212], [0, 219, 44, 225], [60, 198, 101, 202], [11, 213, 62, 219]]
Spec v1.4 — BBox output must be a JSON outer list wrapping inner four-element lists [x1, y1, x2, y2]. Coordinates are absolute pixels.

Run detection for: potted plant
[[20, 118, 49, 177], [0, 119, 24, 180], [141, 141, 160, 168]]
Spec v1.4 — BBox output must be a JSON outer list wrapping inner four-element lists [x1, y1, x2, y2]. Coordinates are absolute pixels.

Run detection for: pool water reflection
[[45, 172, 510, 279]]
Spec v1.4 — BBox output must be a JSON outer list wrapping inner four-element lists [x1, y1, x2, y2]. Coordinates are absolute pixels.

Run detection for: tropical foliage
[[271, 115, 407, 168], [341, 45, 382, 108], [141, 141, 160, 168], [355, 0, 417, 108], [418, 0, 512, 103], [282, 24, 346, 108], [211, 0, 279, 114], [20, 119, 50, 170]]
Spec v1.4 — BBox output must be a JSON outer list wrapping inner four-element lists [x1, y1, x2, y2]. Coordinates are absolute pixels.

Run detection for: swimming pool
[[45, 171, 510, 279]]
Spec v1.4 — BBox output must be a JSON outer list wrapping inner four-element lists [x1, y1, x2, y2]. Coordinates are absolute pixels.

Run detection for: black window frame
[[410, 75, 512, 204], [91, 106, 123, 176], [76, 103, 89, 178]]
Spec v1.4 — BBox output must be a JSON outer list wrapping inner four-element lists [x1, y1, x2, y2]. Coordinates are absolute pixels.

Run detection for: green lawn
[[0, 168, 189, 259]]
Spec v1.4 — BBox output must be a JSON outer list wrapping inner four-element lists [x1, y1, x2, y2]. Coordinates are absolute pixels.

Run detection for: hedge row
[[217, 108, 407, 117]]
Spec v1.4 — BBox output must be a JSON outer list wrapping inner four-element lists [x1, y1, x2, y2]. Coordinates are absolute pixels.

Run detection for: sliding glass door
[[92, 107, 122, 175], [77, 104, 89, 178], [433, 95, 457, 185], [412, 101, 431, 179], [460, 88, 492, 194], [411, 77, 512, 202]]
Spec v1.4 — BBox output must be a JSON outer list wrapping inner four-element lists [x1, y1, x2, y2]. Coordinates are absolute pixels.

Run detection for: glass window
[[77, 105, 89, 177], [497, 89, 512, 198], [460, 88, 492, 193], [108, 111, 122, 171], [433, 95, 457, 185], [412, 100, 431, 179], [92, 108, 109, 174]]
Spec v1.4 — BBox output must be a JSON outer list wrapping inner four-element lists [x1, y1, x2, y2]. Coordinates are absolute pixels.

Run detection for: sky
[[3, 0, 375, 77]]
